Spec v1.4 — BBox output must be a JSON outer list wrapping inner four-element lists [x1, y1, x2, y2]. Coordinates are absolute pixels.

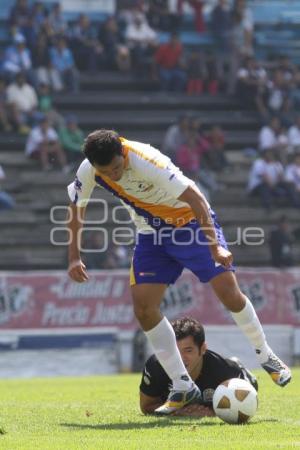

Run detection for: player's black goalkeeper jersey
[[140, 350, 255, 406]]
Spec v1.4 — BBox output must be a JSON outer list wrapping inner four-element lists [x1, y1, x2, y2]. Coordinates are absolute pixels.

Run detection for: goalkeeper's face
[[177, 336, 206, 376], [94, 155, 125, 182]]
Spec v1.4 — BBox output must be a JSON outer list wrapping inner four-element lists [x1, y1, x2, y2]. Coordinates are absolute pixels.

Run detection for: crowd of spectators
[[162, 113, 228, 200], [247, 117, 300, 210], [0, 0, 257, 101]]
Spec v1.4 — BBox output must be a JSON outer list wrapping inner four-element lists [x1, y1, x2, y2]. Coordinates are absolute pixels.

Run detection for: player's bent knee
[[133, 302, 158, 323], [223, 290, 245, 312]]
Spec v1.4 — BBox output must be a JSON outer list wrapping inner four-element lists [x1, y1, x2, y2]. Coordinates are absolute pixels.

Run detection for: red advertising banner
[[0, 268, 300, 330]]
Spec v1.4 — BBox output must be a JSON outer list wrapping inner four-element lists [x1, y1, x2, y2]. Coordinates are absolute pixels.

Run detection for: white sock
[[145, 317, 193, 390], [231, 297, 271, 363]]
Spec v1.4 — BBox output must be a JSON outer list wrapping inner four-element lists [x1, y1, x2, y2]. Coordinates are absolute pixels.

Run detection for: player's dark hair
[[171, 317, 205, 348], [83, 129, 123, 166]]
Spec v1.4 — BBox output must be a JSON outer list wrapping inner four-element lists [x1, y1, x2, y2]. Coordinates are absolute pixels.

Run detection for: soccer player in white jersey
[[67, 129, 291, 415]]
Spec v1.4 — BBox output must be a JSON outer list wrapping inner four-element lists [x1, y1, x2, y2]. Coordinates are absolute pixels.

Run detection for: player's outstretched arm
[[178, 185, 233, 268], [67, 202, 89, 283]]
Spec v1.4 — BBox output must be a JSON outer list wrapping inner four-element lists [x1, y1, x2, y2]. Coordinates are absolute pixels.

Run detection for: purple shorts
[[130, 211, 234, 285]]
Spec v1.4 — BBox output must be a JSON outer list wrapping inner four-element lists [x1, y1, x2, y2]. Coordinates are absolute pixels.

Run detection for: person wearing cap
[[58, 114, 85, 164]]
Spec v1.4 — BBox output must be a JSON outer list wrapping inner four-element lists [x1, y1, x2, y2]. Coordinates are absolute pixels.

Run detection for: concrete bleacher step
[[231, 243, 300, 266], [226, 151, 254, 168], [60, 111, 258, 132], [0, 249, 66, 270], [218, 169, 249, 187], [80, 73, 160, 92], [54, 92, 248, 111], [0, 210, 38, 225], [0, 151, 35, 167], [214, 207, 300, 225]]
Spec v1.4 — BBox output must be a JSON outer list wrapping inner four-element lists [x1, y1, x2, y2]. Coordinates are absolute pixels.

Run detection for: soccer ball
[[213, 378, 258, 424]]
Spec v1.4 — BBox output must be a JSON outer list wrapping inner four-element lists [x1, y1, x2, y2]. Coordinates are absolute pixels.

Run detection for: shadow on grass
[[60, 418, 218, 431], [60, 417, 279, 431]]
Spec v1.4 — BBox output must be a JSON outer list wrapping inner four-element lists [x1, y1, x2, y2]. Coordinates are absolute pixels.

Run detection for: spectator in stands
[[232, 0, 253, 52], [125, 12, 158, 77], [106, 243, 131, 269], [69, 14, 104, 72], [98, 17, 131, 72], [59, 114, 84, 164], [81, 231, 109, 270], [25, 114, 68, 172], [227, 1, 253, 95], [258, 117, 290, 164], [177, 0, 206, 33], [117, 1, 148, 29], [9, 0, 31, 34], [236, 57, 268, 117], [176, 128, 207, 178], [39, 15, 57, 43], [205, 52, 220, 94], [0, 78, 12, 132], [2, 33, 33, 83], [21, 14, 39, 51], [31, 1, 47, 32], [267, 69, 291, 118], [288, 116, 300, 153], [247, 149, 299, 210], [210, 0, 231, 91], [290, 66, 300, 108], [37, 83, 64, 128], [146, 0, 178, 32], [176, 118, 219, 193], [285, 153, 300, 199], [0, 165, 15, 211], [48, 2, 67, 37], [6, 72, 38, 134], [31, 31, 63, 92], [50, 37, 79, 93], [269, 216, 294, 268], [154, 32, 186, 91], [277, 55, 295, 87], [204, 125, 228, 172], [162, 114, 190, 159], [186, 50, 206, 95]]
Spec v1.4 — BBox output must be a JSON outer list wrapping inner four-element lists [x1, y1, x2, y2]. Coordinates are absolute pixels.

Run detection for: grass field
[[0, 369, 299, 450]]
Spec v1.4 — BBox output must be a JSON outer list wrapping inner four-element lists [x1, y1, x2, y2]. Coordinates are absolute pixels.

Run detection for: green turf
[[0, 369, 299, 450]]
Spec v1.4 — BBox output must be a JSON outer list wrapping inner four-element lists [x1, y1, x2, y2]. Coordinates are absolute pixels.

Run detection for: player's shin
[[145, 316, 193, 390], [230, 296, 270, 363]]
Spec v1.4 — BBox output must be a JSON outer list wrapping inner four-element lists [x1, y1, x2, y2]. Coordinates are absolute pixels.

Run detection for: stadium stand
[[0, 0, 299, 270]]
